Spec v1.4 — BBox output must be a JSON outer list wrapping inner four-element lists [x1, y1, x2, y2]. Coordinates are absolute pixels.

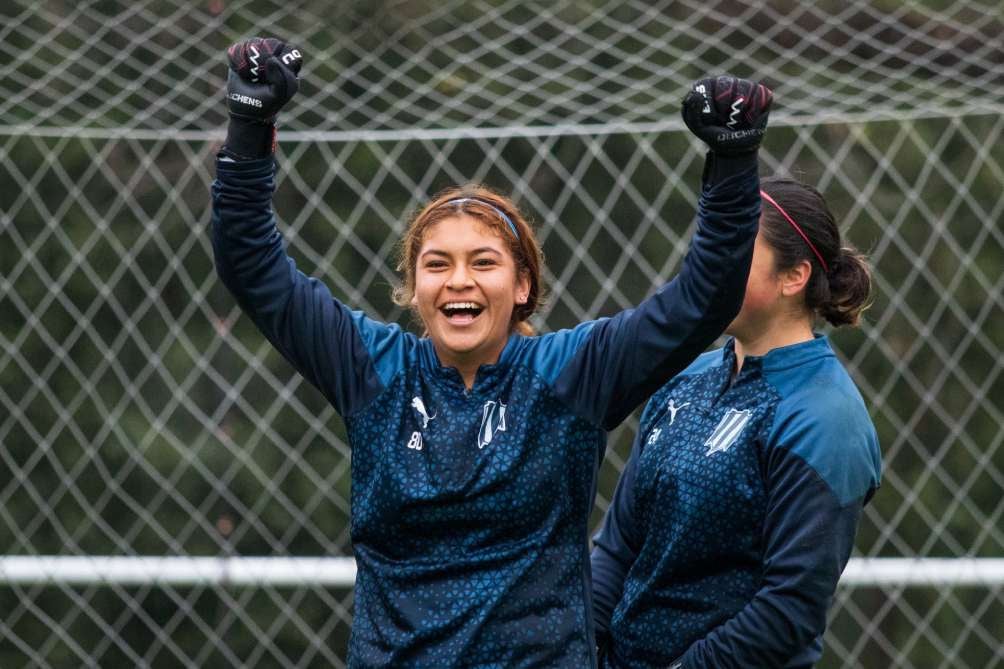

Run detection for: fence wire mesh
[[1, 1, 1003, 667]]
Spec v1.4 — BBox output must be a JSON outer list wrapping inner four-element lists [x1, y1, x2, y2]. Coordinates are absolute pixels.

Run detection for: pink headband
[[760, 190, 829, 273]]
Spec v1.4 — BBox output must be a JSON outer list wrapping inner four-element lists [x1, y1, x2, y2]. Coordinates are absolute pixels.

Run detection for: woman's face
[[413, 214, 529, 371], [726, 230, 784, 339]]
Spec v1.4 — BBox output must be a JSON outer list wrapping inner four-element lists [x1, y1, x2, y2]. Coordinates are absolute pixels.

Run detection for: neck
[[454, 362, 480, 390], [733, 317, 814, 374], [433, 339, 508, 390]]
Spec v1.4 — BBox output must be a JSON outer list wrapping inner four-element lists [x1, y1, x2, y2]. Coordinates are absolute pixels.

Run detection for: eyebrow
[[420, 246, 504, 259]]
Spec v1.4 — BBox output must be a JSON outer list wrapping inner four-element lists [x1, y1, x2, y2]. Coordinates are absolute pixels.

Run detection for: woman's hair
[[392, 185, 545, 336], [759, 176, 872, 327]]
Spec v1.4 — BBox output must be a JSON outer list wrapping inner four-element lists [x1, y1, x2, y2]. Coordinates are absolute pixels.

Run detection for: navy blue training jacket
[[592, 336, 882, 669], [211, 153, 760, 668]]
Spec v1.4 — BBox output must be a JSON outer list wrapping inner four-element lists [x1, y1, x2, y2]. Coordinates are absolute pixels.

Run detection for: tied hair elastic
[[760, 190, 829, 273], [446, 197, 520, 240]]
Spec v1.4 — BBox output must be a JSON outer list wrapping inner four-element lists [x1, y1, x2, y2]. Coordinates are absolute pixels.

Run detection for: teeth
[[443, 302, 479, 310]]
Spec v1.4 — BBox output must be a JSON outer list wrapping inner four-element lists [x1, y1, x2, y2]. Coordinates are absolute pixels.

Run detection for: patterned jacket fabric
[[211, 154, 760, 668], [592, 336, 882, 669]]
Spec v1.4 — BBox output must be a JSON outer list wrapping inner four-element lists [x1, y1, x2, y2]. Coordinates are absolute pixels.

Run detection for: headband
[[760, 190, 829, 273], [446, 197, 520, 240]]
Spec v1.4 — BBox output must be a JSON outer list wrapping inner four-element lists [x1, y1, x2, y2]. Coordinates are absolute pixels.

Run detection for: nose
[[446, 264, 474, 290]]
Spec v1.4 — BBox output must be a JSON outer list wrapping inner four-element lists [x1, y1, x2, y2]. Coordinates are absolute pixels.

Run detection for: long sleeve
[[678, 400, 879, 669], [590, 429, 647, 642], [551, 153, 760, 430], [211, 156, 405, 417]]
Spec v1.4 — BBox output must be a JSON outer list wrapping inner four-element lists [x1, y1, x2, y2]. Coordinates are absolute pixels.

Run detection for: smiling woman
[[392, 189, 541, 387], [212, 37, 771, 669]]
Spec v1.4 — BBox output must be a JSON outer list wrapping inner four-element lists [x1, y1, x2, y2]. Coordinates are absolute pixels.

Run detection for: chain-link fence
[[2, 1, 1003, 667]]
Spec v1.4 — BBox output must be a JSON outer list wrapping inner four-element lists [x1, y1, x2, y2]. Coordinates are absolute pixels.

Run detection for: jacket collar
[[724, 334, 834, 374]]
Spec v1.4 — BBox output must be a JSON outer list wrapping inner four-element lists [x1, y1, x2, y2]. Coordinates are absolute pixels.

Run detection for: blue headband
[[446, 197, 520, 240]]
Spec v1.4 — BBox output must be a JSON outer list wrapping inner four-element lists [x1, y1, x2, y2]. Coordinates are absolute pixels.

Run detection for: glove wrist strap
[[703, 150, 758, 184], [223, 116, 276, 160]]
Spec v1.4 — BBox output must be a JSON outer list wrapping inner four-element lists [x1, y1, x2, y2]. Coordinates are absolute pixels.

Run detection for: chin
[[437, 329, 487, 355], [443, 339, 481, 356]]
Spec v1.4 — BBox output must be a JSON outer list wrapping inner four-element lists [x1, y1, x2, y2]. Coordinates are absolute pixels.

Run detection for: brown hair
[[759, 176, 872, 327], [392, 185, 545, 336]]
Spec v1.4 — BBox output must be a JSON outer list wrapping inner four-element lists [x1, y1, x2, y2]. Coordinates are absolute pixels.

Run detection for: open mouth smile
[[440, 301, 485, 324]]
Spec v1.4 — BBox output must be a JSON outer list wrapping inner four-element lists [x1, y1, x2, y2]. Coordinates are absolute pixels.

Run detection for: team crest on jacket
[[477, 400, 507, 449], [704, 408, 751, 456]]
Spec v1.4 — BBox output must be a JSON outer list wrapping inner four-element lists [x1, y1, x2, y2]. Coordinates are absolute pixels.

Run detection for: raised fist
[[681, 76, 772, 156], [225, 37, 302, 125], [222, 37, 303, 159]]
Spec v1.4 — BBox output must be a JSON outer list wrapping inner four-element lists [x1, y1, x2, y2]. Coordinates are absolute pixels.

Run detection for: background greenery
[[2, 0, 1002, 666]]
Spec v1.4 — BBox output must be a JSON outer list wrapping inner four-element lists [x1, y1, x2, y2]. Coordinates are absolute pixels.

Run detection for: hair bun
[[821, 246, 872, 327]]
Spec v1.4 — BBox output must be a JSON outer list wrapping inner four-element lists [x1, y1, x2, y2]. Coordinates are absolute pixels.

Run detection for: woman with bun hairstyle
[[591, 176, 883, 669]]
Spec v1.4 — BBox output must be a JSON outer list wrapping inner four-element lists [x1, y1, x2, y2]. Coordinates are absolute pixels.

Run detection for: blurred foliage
[[2, 0, 1003, 666]]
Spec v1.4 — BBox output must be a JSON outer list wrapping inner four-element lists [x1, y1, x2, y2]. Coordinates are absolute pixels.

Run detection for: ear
[[515, 270, 531, 305], [410, 292, 418, 307], [781, 259, 812, 297]]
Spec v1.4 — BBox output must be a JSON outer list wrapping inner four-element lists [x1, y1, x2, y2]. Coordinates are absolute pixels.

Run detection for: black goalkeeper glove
[[681, 75, 772, 156], [222, 37, 303, 159]]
